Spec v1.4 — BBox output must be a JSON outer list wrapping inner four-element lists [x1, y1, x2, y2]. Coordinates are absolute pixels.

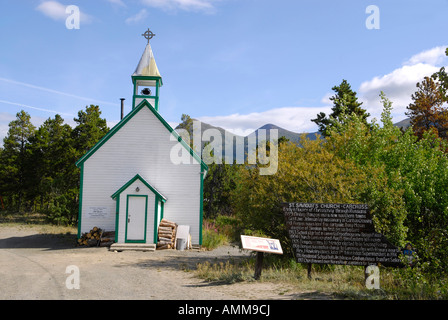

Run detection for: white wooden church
[[76, 30, 208, 248]]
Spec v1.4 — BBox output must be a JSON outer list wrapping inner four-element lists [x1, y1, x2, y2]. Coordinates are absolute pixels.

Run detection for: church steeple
[[132, 28, 163, 111]]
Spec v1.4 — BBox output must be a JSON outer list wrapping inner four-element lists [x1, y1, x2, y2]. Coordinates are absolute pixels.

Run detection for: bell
[[141, 88, 151, 95]]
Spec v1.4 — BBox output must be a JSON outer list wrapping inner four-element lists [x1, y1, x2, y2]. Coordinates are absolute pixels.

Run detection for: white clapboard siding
[[80, 105, 202, 244], [135, 97, 155, 109]]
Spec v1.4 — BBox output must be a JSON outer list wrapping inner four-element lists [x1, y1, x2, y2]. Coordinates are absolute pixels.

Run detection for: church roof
[[75, 99, 208, 173], [132, 43, 161, 78]]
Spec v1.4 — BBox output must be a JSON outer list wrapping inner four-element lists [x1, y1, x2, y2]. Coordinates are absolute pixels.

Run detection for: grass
[[194, 253, 448, 300], [198, 216, 448, 299], [0, 211, 77, 235]]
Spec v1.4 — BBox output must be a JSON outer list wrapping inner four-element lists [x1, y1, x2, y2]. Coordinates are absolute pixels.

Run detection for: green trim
[[125, 195, 148, 243], [132, 96, 159, 111], [112, 174, 166, 244], [77, 164, 84, 239], [76, 103, 137, 167], [152, 200, 164, 244], [199, 169, 205, 245], [134, 95, 158, 99], [76, 99, 208, 173], [153, 197, 159, 243], [114, 195, 120, 243], [111, 174, 167, 201], [132, 75, 163, 87], [132, 76, 162, 111]]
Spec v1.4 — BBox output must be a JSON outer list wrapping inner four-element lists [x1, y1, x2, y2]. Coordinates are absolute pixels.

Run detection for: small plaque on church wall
[[86, 206, 110, 219], [282, 203, 401, 267]]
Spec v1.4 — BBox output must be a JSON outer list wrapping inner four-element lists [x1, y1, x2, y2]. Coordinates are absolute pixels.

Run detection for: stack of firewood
[[77, 227, 115, 247], [157, 219, 177, 250], [78, 226, 102, 246], [99, 231, 115, 247]]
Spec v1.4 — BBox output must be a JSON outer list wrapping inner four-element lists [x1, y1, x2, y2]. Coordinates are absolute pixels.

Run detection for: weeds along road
[[0, 225, 320, 300]]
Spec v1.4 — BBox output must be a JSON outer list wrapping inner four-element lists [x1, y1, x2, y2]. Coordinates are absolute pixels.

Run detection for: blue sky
[[1, 0, 447, 142]]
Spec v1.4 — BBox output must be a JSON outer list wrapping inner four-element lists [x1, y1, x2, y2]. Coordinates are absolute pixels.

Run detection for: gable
[[75, 99, 208, 172], [111, 174, 167, 201]]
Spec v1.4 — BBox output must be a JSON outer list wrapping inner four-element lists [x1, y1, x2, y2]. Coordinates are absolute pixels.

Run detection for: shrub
[[202, 219, 229, 250]]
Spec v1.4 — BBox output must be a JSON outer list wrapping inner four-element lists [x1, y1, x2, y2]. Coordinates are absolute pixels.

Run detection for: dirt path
[[0, 225, 333, 300]]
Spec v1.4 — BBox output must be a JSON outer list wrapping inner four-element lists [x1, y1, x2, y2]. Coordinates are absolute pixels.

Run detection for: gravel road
[[0, 225, 331, 300]]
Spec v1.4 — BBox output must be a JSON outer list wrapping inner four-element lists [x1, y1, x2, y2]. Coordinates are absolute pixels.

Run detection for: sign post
[[241, 235, 283, 280], [254, 252, 264, 280]]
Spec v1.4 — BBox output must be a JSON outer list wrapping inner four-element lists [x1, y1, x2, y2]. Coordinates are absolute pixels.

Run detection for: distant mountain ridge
[[250, 123, 320, 143], [393, 118, 411, 130], [175, 118, 411, 163]]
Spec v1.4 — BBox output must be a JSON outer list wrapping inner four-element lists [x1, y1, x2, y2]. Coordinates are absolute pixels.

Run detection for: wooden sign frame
[[241, 235, 283, 280]]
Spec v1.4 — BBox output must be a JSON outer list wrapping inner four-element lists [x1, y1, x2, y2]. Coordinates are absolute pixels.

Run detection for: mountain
[[175, 120, 321, 163], [249, 123, 320, 143], [175, 118, 412, 163], [393, 118, 411, 130]]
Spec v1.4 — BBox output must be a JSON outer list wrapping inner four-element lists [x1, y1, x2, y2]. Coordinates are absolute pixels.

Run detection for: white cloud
[[36, 1, 93, 23], [36, 1, 67, 20], [197, 106, 331, 136], [320, 92, 333, 106], [358, 46, 448, 121], [196, 46, 448, 135], [106, 0, 126, 7], [168, 121, 179, 129], [404, 46, 448, 66], [140, 0, 217, 13], [125, 9, 148, 24]]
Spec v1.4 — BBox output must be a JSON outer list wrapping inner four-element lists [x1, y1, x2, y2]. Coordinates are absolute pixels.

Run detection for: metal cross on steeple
[[142, 28, 156, 44]]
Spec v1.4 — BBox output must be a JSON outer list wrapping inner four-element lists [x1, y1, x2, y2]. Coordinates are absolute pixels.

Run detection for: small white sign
[[86, 207, 110, 219], [241, 235, 283, 255]]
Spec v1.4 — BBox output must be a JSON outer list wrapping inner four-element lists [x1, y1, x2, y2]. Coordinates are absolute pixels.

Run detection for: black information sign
[[282, 203, 401, 267]]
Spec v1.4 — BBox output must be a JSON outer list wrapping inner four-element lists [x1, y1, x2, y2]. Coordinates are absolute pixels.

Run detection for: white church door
[[126, 195, 148, 242]]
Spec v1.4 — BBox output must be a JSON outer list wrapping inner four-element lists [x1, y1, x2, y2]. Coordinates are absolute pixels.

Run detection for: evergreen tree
[[71, 105, 109, 158], [312, 79, 369, 136], [177, 114, 194, 133], [431, 47, 448, 101], [0, 110, 36, 211], [28, 114, 75, 216], [203, 161, 238, 219], [61, 105, 109, 224], [406, 76, 448, 140]]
